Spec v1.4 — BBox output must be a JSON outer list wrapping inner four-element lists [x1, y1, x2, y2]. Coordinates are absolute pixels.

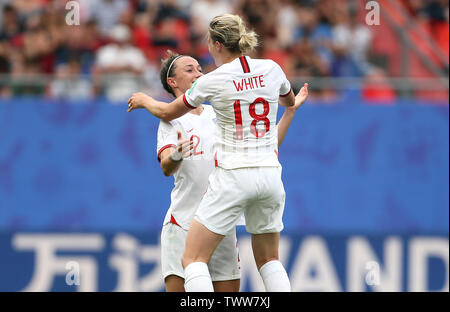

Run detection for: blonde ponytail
[[209, 14, 258, 54], [238, 31, 258, 54]]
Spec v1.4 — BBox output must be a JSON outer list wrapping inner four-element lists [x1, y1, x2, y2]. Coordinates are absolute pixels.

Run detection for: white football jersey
[[184, 56, 291, 169], [156, 105, 216, 230]]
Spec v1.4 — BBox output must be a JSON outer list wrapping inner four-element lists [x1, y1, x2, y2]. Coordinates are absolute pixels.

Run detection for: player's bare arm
[[127, 92, 191, 122], [278, 89, 295, 107], [277, 83, 309, 147], [160, 131, 194, 176]]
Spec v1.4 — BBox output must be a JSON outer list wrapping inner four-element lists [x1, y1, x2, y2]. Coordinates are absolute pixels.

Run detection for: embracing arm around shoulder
[[128, 92, 192, 122]]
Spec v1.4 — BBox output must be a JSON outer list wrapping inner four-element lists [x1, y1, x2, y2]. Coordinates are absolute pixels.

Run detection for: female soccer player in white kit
[[156, 51, 240, 292], [132, 50, 306, 292], [128, 14, 309, 292]]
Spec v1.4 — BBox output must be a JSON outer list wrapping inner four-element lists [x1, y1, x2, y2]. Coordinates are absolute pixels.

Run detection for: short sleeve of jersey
[[184, 74, 216, 108], [156, 120, 177, 162], [275, 63, 291, 97]]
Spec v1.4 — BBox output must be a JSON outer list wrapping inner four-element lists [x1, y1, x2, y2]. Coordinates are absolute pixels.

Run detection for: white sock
[[259, 260, 291, 292], [184, 262, 214, 292]]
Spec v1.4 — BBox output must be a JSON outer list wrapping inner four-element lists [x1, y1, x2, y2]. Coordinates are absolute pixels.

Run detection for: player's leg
[[164, 275, 185, 292], [251, 232, 290, 292], [210, 230, 241, 292], [213, 279, 240, 292], [165, 226, 241, 292], [181, 219, 224, 292], [182, 219, 224, 266], [246, 167, 290, 292], [160, 223, 188, 292], [251, 232, 280, 270], [182, 167, 247, 292], [182, 227, 240, 292]]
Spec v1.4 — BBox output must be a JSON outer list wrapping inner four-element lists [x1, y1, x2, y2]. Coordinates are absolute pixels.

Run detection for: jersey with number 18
[[183, 56, 291, 170]]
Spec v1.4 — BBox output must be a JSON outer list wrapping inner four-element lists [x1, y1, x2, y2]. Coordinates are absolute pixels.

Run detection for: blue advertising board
[[0, 232, 447, 291]]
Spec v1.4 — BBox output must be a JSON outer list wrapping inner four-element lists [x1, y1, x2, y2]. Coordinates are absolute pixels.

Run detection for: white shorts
[[160, 222, 241, 281], [195, 167, 286, 235]]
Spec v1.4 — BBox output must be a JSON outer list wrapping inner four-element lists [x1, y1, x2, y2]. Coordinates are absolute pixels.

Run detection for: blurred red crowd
[[0, 0, 448, 102]]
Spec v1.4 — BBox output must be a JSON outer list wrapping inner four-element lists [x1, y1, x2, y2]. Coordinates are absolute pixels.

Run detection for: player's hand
[[127, 92, 152, 112], [175, 130, 194, 159], [289, 83, 309, 113]]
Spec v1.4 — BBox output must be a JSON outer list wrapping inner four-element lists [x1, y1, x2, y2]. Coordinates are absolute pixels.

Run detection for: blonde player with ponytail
[[128, 14, 309, 292]]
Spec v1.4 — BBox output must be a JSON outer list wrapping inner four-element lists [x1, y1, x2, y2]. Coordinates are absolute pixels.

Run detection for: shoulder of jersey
[[213, 60, 245, 74], [159, 116, 183, 127], [159, 119, 172, 127], [199, 69, 220, 79], [190, 71, 218, 88], [252, 58, 279, 70], [235, 57, 279, 73], [193, 68, 227, 89]]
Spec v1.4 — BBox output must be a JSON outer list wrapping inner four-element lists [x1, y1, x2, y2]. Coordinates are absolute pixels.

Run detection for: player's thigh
[[160, 223, 186, 283], [182, 218, 224, 266], [208, 230, 241, 289]]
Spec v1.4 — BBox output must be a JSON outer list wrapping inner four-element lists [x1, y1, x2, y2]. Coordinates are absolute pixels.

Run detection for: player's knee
[[181, 254, 192, 269]]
